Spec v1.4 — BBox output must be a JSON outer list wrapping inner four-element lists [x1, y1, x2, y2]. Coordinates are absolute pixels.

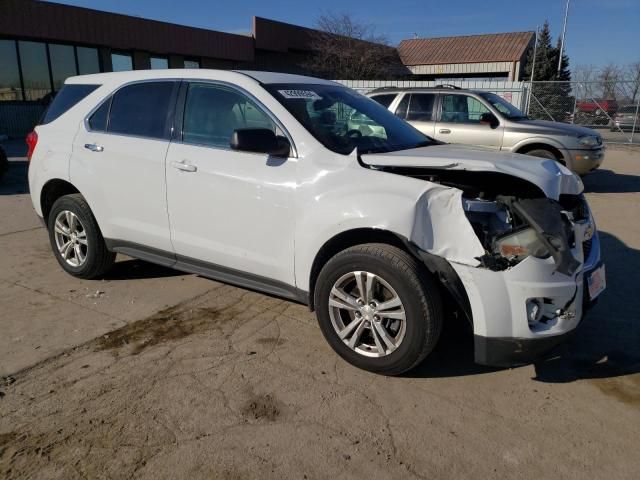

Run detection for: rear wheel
[[48, 194, 115, 279], [314, 244, 443, 375]]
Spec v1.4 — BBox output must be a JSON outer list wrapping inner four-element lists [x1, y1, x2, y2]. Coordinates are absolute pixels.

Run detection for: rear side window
[[394, 94, 410, 119], [370, 94, 396, 108], [41, 84, 100, 124], [107, 82, 176, 139], [406, 94, 436, 121], [88, 99, 110, 131]]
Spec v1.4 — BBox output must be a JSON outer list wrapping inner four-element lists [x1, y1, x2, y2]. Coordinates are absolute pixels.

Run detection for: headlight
[[493, 227, 550, 260], [578, 135, 601, 147]]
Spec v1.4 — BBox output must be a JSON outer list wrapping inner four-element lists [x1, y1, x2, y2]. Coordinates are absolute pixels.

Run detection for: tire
[[524, 148, 558, 161], [47, 193, 115, 279], [314, 243, 443, 375]]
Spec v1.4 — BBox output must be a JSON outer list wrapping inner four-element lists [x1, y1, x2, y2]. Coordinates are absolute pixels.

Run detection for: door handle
[[439, 129, 451, 134], [171, 160, 197, 172], [84, 143, 104, 152]]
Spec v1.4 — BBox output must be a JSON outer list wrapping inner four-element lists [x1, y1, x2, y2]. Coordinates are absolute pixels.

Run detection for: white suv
[[28, 70, 605, 375]]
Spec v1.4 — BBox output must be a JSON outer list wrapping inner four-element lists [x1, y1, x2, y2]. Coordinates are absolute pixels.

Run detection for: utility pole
[[557, 0, 570, 76], [526, 26, 540, 115]]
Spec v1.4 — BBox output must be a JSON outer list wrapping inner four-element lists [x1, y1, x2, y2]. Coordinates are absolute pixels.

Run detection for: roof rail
[[433, 84, 462, 89]]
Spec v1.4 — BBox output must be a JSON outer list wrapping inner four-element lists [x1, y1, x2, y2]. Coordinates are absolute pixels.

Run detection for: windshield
[[478, 92, 527, 119], [265, 83, 434, 155]]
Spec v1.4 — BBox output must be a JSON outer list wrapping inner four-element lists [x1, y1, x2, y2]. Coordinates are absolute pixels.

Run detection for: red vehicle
[[576, 99, 618, 116]]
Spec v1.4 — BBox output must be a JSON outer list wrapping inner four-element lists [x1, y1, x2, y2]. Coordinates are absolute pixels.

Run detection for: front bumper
[[451, 227, 602, 368], [567, 147, 604, 175]]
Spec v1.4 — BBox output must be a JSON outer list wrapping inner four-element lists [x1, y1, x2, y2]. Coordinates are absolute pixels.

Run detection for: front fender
[[294, 162, 484, 291]]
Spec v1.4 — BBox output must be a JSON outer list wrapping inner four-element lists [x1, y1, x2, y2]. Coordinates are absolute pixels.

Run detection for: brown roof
[[398, 31, 535, 66]]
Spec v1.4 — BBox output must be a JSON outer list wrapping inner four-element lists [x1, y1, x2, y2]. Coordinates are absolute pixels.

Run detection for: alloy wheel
[[53, 210, 88, 267]]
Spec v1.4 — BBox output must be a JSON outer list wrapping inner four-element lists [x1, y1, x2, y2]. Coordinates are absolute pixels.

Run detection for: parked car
[[0, 145, 7, 181], [28, 70, 604, 375], [367, 86, 605, 175], [610, 105, 640, 131]]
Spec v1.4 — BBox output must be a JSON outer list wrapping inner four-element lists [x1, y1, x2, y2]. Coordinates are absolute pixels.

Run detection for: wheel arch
[[40, 179, 81, 224], [307, 228, 472, 325], [515, 141, 566, 164]]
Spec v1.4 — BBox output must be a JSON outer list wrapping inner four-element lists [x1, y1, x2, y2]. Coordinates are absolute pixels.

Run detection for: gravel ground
[[1, 148, 639, 479]]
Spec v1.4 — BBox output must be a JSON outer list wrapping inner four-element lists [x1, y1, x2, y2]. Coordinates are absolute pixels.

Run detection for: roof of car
[[367, 85, 480, 95], [65, 69, 338, 86]]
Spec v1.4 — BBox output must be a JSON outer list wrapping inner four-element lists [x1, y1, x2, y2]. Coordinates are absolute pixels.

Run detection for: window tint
[[42, 84, 99, 124], [440, 94, 491, 123], [407, 94, 436, 121], [0, 40, 22, 101], [183, 83, 275, 147], [111, 52, 133, 72], [49, 44, 78, 91], [150, 57, 169, 69], [77, 47, 100, 75], [18, 41, 51, 101], [108, 82, 176, 139], [89, 98, 110, 131], [394, 94, 409, 119], [370, 94, 396, 108]]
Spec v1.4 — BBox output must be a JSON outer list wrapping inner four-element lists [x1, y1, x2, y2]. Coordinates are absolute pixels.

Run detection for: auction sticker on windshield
[[278, 90, 322, 100]]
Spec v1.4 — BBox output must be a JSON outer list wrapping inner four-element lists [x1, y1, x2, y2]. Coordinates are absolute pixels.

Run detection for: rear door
[[433, 93, 504, 149], [71, 81, 178, 251], [392, 93, 437, 137]]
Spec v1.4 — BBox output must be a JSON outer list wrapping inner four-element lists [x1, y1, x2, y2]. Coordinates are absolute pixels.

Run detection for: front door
[[433, 93, 504, 149], [165, 82, 297, 285]]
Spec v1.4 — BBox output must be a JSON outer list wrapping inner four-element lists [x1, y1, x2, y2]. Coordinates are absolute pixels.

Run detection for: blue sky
[[51, 0, 639, 67]]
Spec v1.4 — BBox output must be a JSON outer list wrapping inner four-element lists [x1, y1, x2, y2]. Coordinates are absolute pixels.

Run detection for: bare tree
[[625, 61, 640, 102], [304, 12, 403, 79], [599, 63, 622, 100]]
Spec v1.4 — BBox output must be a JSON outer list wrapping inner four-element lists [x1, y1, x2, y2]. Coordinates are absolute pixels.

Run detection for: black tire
[[314, 243, 443, 375], [524, 148, 558, 161], [0, 147, 8, 181], [47, 193, 115, 279]]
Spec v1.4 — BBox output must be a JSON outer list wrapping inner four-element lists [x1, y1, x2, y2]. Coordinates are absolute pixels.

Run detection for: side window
[[394, 94, 409, 119], [440, 94, 491, 123], [182, 83, 276, 148], [88, 98, 110, 131], [108, 82, 176, 139], [42, 84, 99, 124], [370, 94, 396, 108], [406, 94, 436, 121]]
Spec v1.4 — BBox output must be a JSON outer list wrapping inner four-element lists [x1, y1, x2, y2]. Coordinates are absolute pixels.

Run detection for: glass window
[[77, 47, 100, 75], [49, 44, 77, 91], [184, 59, 200, 69], [108, 82, 175, 139], [150, 56, 168, 69], [42, 84, 99, 124], [406, 94, 436, 121], [440, 94, 491, 123], [18, 41, 52, 101], [111, 52, 133, 72], [394, 94, 409, 119], [266, 84, 432, 155], [370, 94, 396, 109], [183, 83, 276, 147], [477, 92, 526, 119], [89, 98, 110, 131], [0, 40, 22, 101]]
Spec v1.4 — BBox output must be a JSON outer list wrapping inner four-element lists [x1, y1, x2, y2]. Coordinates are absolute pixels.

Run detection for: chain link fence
[[336, 79, 640, 145], [524, 81, 639, 145]]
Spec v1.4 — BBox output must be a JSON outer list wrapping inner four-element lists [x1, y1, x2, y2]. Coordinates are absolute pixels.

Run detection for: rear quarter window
[[370, 94, 396, 108], [41, 84, 100, 124]]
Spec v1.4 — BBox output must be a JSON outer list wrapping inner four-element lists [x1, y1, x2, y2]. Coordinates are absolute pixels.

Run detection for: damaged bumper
[[451, 228, 602, 367]]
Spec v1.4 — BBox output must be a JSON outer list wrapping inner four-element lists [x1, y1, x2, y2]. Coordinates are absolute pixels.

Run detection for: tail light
[[26, 131, 38, 161]]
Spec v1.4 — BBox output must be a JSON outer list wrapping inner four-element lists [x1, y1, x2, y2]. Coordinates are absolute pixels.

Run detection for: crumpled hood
[[360, 144, 583, 199]]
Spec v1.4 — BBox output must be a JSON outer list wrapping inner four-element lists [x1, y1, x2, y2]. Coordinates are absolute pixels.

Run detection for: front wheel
[[314, 244, 443, 375]]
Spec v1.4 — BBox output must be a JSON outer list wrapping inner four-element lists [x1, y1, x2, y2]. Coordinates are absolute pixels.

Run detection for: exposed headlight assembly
[[578, 135, 601, 147], [493, 227, 550, 260]]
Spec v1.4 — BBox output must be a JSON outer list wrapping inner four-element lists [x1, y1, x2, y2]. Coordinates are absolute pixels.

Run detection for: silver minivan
[[367, 86, 605, 175]]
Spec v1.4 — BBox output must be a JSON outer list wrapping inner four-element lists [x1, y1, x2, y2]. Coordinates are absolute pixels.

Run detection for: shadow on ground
[[583, 168, 640, 194], [0, 159, 29, 195], [407, 230, 640, 383], [103, 258, 185, 281]]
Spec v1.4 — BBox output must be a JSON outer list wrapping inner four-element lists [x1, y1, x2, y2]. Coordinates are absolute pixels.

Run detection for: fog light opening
[[526, 298, 544, 326]]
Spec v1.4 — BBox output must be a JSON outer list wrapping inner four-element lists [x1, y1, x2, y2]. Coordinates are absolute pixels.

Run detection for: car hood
[[508, 118, 600, 138], [360, 144, 583, 200]]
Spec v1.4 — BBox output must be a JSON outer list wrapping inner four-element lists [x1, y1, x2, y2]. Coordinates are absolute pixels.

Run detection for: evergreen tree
[[524, 20, 573, 122]]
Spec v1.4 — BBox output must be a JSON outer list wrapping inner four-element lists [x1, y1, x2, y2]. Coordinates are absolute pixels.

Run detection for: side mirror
[[480, 112, 499, 129], [230, 128, 290, 157]]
